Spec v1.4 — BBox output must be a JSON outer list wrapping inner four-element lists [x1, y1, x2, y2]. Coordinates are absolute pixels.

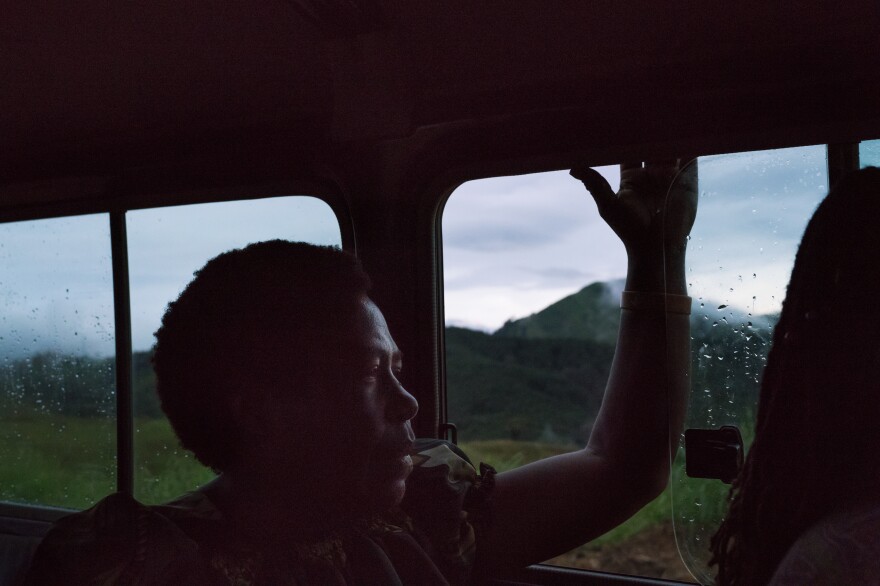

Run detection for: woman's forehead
[[352, 297, 400, 355]]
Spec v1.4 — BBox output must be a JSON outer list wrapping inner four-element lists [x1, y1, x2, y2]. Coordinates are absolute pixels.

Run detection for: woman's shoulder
[[769, 501, 880, 585], [23, 492, 222, 585]]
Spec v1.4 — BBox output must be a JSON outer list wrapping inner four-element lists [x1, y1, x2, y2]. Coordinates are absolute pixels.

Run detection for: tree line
[[0, 351, 161, 418]]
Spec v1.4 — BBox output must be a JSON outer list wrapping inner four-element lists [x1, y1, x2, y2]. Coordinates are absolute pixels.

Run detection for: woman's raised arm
[[473, 159, 698, 575]]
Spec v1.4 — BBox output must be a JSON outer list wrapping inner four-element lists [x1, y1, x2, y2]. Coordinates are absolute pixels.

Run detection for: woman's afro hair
[[152, 240, 371, 472]]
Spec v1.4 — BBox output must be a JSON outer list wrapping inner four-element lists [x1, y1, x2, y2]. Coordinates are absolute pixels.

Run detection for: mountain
[[447, 281, 625, 444], [446, 280, 777, 444], [494, 280, 624, 344], [445, 326, 613, 443], [0, 279, 776, 445]]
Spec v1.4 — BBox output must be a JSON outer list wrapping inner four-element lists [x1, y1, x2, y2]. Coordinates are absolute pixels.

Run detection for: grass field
[[2, 412, 745, 580], [459, 438, 732, 546], [0, 412, 213, 508]]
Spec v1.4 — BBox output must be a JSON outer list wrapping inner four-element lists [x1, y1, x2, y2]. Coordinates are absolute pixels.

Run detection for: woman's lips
[[379, 452, 413, 481], [374, 436, 414, 479], [392, 454, 414, 479]]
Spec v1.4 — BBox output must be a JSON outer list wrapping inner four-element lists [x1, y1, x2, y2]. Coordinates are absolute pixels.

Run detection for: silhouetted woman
[[711, 167, 880, 585]]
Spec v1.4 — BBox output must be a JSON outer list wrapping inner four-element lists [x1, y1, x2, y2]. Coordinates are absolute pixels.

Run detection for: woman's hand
[[571, 159, 698, 294], [571, 159, 698, 255]]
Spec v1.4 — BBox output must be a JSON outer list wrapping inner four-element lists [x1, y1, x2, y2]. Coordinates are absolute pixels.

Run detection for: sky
[[0, 143, 843, 358], [444, 145, 829, 330]]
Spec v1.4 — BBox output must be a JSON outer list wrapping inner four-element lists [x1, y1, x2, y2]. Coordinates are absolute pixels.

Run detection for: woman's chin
[[371, 456, 413, 511]]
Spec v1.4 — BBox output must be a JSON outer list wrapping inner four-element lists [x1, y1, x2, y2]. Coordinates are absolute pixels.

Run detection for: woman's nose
[[391, 381, 419, 422]]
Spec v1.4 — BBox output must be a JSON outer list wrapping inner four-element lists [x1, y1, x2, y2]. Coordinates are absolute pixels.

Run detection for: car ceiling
[[3, 1, 880, 200]]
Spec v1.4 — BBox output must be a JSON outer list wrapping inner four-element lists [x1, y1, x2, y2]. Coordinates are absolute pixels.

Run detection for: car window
[[860, 138, 880, 168], [442, 147, 831, 581], [0, 196, 342, 510], [0, 214, 116, 509], [127, 196, 342, 504], [442, 167, 693, 581], [672, 145, 828, 582]]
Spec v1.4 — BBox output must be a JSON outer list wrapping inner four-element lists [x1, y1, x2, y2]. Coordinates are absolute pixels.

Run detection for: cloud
[[522, 266, 596, 282], [684, 145, 828, 315], [126, 196, 342, 351], [442, 167, 628, 329], [442, 169, 616, 251], [0, 146, 834, 351], [442, 147, 830, 330], [0, 196, 342, 357], [0, 214, 116, 359], [442, 224, 572, 252], [862, 140, 880, 167]]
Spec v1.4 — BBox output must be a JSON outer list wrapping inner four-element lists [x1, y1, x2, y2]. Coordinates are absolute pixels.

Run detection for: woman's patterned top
[[24, 439, 495, 586]]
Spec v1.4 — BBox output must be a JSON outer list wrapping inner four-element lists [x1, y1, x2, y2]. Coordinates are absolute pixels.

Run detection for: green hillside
[[448, 280, 622, 444], [446, 327, 613, 443], [494, 280, 623, 344], [0, 279, 777, 450], [447, 280, 776, 444]]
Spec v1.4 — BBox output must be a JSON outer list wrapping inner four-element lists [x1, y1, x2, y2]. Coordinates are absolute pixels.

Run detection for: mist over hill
[[447, 280, 776, 444], [494, 280, 624, 344], [1, 280, 776, 442]]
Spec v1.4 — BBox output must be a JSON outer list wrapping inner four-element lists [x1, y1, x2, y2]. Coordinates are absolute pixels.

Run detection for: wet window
[[0, 215, 116, 509], [127, 196, 342, 504], [673, 145, 828, 582], [860, 138, 880, 168], [442, 168, 692, 580]]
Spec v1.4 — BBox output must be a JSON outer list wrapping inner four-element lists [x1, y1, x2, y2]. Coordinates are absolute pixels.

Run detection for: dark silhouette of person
[[24, 160, 697, 585], [711, 167, 880, 585]]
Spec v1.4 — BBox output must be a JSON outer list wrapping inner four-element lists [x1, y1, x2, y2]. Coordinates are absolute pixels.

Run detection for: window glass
[[127, 196, 342, 504], [672, 145, 828, 583], [0, 215, 116, 509], [860, 139, 880, 168], [443, 169, 692, 580]]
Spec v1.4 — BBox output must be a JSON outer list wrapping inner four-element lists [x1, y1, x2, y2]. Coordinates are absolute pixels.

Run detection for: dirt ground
[[545, 520, 696, 583]]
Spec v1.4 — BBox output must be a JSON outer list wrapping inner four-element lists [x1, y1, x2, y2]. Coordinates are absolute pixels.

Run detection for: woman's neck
[[200, 472, 361, 547]]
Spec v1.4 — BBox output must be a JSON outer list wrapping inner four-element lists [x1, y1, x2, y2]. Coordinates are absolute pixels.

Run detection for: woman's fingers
[[570, 167, 616, 213]]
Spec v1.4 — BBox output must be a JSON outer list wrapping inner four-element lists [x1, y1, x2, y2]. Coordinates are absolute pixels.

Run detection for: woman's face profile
[[259, 296, 419, 516]]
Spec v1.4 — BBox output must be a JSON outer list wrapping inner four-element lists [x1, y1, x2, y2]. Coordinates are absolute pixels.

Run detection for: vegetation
[[446, 327, 612, 443], [494, 281, 624, 345], [1, 417, 707, 553], [0, 409, 115, 509], [0, 279, 774, 579], [0, 350, 162, 419], [448, 281, 774, 446], [0, 409, 212, 509]]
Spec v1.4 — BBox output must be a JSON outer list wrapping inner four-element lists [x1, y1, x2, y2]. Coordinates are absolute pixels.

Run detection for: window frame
[[0, 182, 353, 513], [435, 142, 861, 436], [0, 140, 866, 584], [431, 142, 862, 583]]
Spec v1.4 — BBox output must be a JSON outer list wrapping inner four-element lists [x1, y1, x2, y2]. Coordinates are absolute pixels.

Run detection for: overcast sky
[[445, 145, 828, 330], [0, 143, 838, 358]]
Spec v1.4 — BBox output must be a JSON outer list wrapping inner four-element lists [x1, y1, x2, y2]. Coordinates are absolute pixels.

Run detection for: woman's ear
[[229, 392, 275, 441]]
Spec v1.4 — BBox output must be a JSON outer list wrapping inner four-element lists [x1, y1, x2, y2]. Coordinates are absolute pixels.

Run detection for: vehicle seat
[[0, 516, 51, 586]]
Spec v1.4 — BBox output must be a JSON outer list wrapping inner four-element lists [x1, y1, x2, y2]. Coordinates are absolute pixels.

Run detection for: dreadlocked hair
[[710, 167, 880, 585]]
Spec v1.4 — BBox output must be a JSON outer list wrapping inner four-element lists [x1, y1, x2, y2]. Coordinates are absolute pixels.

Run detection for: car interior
[[2, 3, 879, 585]]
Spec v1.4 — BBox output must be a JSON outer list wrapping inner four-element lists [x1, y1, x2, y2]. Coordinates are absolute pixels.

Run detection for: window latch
[[684, 425, 744, 484], [438, 422, 458, 445]]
